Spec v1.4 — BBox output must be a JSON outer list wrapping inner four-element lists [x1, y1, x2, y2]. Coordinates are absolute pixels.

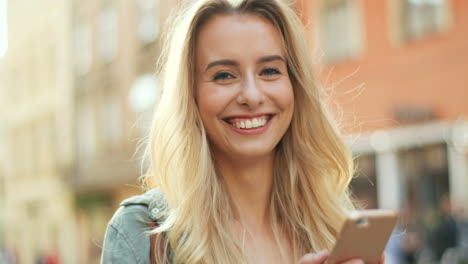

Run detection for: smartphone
[[325, 209, 398, 264]]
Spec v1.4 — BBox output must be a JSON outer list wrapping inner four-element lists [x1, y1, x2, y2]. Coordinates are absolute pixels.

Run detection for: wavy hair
[[144, 0, 355, 263]]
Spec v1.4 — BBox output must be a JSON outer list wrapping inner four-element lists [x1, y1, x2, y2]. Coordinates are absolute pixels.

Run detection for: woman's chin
[[228, 145, 277, 161]]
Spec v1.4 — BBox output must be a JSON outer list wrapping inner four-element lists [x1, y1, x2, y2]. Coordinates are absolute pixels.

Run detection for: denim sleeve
[[101, 205, 152, 264], [101, 224, 140, 264]]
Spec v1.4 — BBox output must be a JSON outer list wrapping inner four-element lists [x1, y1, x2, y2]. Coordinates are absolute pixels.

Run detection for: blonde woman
[[101, 0, 381, 263]]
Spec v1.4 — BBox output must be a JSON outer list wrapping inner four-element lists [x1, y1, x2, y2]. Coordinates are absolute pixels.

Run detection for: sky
[[0, 0, 7, 57]]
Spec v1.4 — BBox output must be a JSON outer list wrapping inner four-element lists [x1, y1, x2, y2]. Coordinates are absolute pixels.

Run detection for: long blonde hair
[[144, 0, 355, 263]]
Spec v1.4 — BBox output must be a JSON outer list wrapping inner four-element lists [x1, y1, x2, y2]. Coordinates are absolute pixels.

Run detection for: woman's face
[[195, 14, 294, 161]]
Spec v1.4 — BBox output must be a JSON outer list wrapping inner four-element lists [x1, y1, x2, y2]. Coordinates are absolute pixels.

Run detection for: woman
[[102, 0, 375, 263]]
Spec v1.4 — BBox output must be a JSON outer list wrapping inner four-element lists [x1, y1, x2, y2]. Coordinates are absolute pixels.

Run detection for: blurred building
[[0, 0, 77, 263], [71, 0, 178, 262], [298, 0, 468, 260]]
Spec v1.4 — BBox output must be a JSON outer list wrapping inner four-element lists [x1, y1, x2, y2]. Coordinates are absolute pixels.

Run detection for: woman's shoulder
[[101, 188, 169, 264], [109, 188, 169, 230], [119, 188, 169, 223]]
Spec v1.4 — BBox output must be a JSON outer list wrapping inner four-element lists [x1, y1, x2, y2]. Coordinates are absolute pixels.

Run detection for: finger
[[298, 250, 329, 264], [379, 254, 385, 264]]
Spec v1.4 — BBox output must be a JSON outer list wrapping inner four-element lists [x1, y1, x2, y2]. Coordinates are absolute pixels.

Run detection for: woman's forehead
[[195, 14, 286, 65]]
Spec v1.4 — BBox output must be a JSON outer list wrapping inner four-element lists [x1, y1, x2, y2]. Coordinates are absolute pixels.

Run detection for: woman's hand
[[298, 251, 386, 264]]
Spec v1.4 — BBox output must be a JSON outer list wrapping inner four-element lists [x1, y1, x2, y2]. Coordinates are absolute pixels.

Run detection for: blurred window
[[137, 0, 160, 44], [28, 55, 37, 98], [20, 65, 27, 102], [13, 128, 26, 177], [399, 144, 449, 209], [75, 23, 92, 75], [398, 143, 450, 260], [9, 67, 19, 103], [77, 100, 97, 160], [28, 124, 38, 175], [402, 0, 450, 41], [350, 154, 378, 209], [100, 94, 122, 146], [37, 117, 54, 174], [37, 121, 47, 173], [5, 67, 14, 103], [98, 4, 118, 63], [320, 0, 364, 63], [45, 39, 57, 93]]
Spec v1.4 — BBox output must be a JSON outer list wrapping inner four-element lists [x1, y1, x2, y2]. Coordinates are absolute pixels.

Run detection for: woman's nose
[[236, 76, 265, 109]]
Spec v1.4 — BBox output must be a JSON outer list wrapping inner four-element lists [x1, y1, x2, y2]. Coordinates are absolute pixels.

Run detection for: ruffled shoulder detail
[[120, 188, 169, 222]]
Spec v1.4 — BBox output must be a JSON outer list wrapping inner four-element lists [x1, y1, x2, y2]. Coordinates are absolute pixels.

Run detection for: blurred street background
[[0, 0, 467, 263]]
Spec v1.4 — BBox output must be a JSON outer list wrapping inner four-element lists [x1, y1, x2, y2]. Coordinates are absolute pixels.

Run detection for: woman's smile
[[223, 114, 275, 135]]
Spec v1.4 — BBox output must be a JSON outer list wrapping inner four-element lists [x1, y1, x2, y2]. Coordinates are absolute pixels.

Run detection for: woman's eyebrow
[[205, 59, 238, 72], [204, 55, 285, 72], [257, 55, 285, 64]]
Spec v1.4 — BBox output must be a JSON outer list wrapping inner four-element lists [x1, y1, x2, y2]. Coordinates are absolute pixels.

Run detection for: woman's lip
[[223, 115, 273, 135], [223, 113, 274, 119]]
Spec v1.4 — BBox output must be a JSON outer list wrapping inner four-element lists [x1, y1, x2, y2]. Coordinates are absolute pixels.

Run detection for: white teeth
[[231, 117, 268, 129], [253, 118, 259, 127]]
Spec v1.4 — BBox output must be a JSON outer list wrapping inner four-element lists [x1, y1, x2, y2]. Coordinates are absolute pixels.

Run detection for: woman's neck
[[216, 152, 275, 231]]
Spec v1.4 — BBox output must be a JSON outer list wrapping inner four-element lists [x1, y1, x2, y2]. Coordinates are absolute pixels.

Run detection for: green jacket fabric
[[100, 189, 171, 264]]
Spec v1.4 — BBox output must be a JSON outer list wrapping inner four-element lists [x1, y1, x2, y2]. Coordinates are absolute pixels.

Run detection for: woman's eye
[[213, 72, 234, 81], [261, 68, 281, 76]]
